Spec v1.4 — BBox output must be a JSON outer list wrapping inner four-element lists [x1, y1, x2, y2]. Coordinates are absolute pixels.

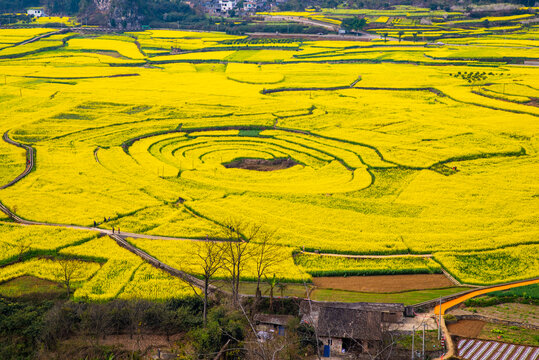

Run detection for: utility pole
[[438, 297, 442, 340], [412, 326, 415, 360], [422, 323, 426, 360]]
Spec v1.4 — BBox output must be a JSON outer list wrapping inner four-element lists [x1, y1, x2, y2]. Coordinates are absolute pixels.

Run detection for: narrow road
[[434, 278, 539, 315], [431, 278, 539, 360], [15, 29, 68, 47], [0, 131, 34, 190]]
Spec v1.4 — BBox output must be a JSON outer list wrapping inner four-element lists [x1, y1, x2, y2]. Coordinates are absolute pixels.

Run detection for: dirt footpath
[[313, 274, 454, 293]]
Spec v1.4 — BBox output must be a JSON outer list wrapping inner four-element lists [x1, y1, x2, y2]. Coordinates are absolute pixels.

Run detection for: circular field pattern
[[127, 129, 373, 194]]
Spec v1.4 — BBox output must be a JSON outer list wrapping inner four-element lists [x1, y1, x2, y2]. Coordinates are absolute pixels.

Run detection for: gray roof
[[299, 300, 404, 340], [254, 314, 295, 326]]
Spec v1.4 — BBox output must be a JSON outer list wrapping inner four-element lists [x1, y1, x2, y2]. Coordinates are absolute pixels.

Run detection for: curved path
[[0, 131, 35, 190], [434, 278, 539, 316], [432, 278, 539, 360], [0, 199, 226, 243]]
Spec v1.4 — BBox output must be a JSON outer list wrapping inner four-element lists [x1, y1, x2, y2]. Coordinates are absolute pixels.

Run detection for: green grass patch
[[311, 287, 469, 305], [239, 129, 262, 136], [213, 280, 310, 298], [480, 323, 539, 347], [0, 275, 64, 300]]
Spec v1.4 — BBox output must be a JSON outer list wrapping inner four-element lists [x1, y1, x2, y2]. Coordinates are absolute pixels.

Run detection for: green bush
[[443, 314, 457, 324]]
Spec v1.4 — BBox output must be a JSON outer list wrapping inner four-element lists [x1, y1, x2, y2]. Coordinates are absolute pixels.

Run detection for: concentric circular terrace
[[125, 128, 374, 194]]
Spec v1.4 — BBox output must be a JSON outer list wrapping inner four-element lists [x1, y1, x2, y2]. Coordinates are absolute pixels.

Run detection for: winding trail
[[0, 131, 35, 190], [434, 278, 539, 316], [431, 278, 539, 360]]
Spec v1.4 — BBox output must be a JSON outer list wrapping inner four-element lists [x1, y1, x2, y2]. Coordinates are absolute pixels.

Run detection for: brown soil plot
[[448, 320, 486, 338], [313, 274, 454, 293]]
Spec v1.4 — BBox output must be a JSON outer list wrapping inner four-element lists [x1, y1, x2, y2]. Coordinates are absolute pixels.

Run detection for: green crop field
[[0, 24, 538, 301]]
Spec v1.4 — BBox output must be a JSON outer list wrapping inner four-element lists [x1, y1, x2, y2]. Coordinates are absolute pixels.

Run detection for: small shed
[[254, 314, 295, 337]]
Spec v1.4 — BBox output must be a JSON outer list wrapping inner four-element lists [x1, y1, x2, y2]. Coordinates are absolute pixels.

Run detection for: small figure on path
[[118, 227, 120, 234], [112, 227, 114, 234], [93, 220, 96, 227], [108, 217, 110, 222], [104, 217, 107, 223]]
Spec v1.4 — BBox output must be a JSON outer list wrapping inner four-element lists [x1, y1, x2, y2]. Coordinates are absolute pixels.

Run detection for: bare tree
[[57, 258, 81, 297], [7, 238, 32, 262], [253, 229, 282, 303], [221, 219, 260, 305], [190, 240, 224, 327], [18, 239, 32, 261]]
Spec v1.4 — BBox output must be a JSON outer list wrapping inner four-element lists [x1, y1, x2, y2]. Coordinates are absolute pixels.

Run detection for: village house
[[27, 9, 44, 17], [254, 313, 295, 340], [243, 0, 257, 12], [300, 301, 405, 358], [219, 0, 237, 12]]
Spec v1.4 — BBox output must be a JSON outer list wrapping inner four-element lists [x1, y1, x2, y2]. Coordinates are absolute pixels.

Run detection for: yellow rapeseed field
[[0, 26, 537, 291]]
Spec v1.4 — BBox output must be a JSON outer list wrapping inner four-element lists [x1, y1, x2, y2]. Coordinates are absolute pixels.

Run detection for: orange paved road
[[434, 278, 539, 315]]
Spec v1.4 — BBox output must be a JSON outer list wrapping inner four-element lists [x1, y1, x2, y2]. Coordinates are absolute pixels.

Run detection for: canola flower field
[[0, 25, 538, 299], [258, 5, 538, 41]]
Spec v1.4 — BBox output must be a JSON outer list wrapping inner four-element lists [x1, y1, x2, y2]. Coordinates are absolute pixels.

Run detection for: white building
[[219, 0, 237, 12], [27, 9, 44, 17]]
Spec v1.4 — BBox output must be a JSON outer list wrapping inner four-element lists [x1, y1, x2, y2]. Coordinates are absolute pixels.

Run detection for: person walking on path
[[112, 227, 114, 234]]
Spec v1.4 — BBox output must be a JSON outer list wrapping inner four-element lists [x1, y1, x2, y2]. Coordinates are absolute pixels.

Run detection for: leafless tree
[[253, 229, 282, 302], [220, 219, 260, 305], [57, 258, 81, 297], [189, 240, 225, 327], [17, 239, 32, 261], [7, 237, 32, 262]]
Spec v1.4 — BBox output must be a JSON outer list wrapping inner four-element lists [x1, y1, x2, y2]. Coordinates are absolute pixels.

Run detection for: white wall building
[[27, 9, 44, 17], [219, 0, 237, 12]]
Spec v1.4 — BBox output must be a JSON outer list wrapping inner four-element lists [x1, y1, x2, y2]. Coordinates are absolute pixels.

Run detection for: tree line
[[0, 0, 205, 29]]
